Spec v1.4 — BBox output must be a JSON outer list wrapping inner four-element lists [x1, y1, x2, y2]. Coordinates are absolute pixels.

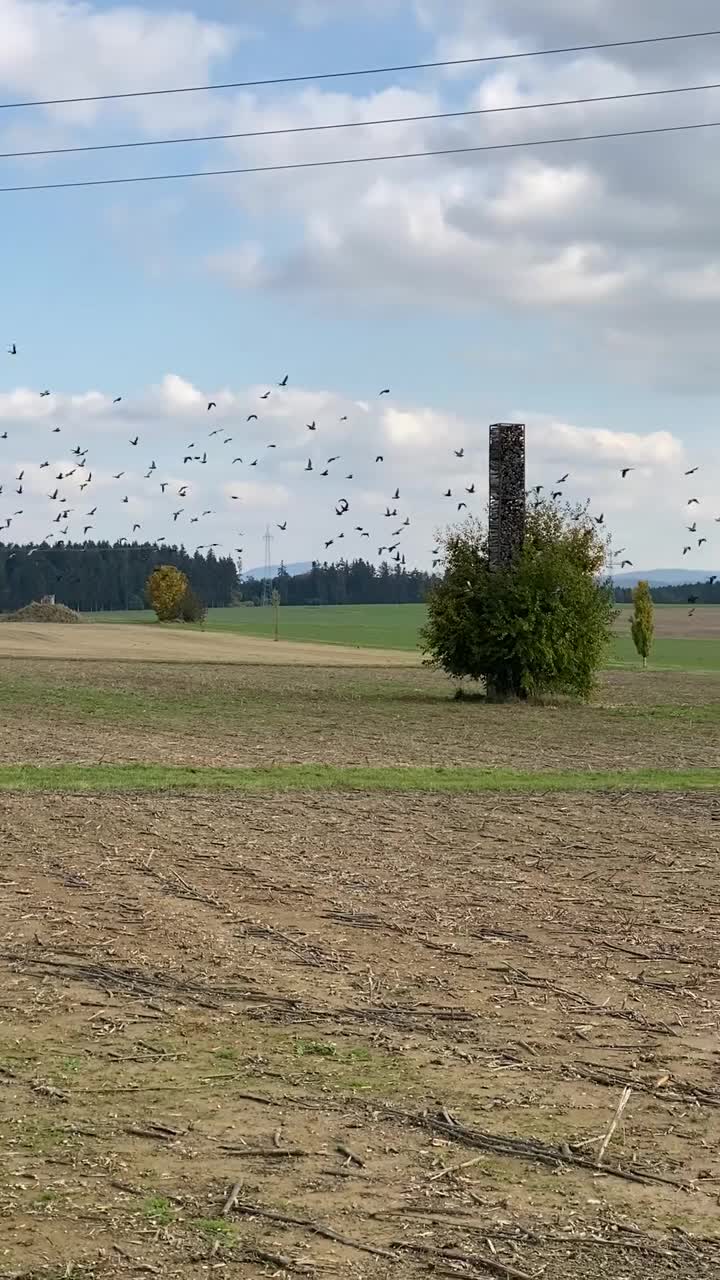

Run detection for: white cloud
[[0, 373, 701, 569]]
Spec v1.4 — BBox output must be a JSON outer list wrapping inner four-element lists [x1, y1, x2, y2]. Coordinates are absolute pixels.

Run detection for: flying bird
[[466, 484, 475, 495], [207, 401, 217, 411], [551, 490, 562, 500], [620, 559, 633, 568], [277, 522, 287, 531], [83, 525, 93, 536], [7, 343, 16, 355], [129, 436, 139, 446], [457, 502, 467, 510], [556, 473, 569, 483], [51, 426, 60, 432], [320, 468, 329, 476], [305, 459, 313, 471], [39, 389, 50, 397], [621, 467, 634, 478], [279, 374, 288, 386], [307, 421, 316, 431], [595, 514, 605, 524], [375, 455, 384, 463], [688, 498, 700, 505], [379, 388, 390, 395], [699, 537, 708, 546], [247, 414, 258, 421], [113, 396, 122, 403], [708, 575, 718, 585], [688, 523, 697, 533], [454, 448, 465, 459], [327, 456, 340, 464], [324, 539, 334, 549], [260, 391, 271, 400], [444, 489, 452, 498], [392, 488, 400, 500], [683, 546, 692, 555], [685, 467, 699, 475]]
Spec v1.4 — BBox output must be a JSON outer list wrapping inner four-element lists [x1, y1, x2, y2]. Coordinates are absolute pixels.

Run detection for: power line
[[3, 79, 720, 161], [2, 116, 720, 193], [0, 27, 719, 111]]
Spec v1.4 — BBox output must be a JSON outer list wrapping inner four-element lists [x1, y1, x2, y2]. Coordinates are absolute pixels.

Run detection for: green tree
[[421, 502, 615, 700], [146, 564, 189, 622], [630, 579, 654, 668]]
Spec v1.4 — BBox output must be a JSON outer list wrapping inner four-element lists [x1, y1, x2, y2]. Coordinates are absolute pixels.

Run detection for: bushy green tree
[[630, 579, 654, 668], [178, 584, 207, 624], [421, 502, 615, 700]]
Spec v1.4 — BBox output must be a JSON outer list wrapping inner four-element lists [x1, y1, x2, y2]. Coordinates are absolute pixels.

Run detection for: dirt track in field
[[3, 788, 720, 1279], [0, 622, 418, 666]]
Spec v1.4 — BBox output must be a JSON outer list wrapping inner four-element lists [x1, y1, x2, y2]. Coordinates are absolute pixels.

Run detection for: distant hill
[[612, 568, 720, 588], [243, 561, 313, 580]]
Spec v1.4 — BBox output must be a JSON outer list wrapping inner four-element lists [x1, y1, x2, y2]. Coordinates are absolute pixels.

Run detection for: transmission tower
[[261, 524, 274, 607]]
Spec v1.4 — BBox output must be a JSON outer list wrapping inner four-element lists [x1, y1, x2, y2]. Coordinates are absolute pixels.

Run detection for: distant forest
[[0, 542, 438, 612], [242, 560, 438, 606], [0, 542, 239, 613], [613, 581, 720, 604], [2, 540, 716, 613]]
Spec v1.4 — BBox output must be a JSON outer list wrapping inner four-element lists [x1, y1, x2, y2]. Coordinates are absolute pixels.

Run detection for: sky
[[2, 0, 720, 575]]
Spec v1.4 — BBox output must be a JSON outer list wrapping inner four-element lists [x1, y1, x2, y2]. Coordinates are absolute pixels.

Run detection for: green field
[[87, 602, 720, 670]]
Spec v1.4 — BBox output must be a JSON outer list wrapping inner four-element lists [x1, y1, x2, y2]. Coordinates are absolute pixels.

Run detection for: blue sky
[[2, 0, 720, 573]]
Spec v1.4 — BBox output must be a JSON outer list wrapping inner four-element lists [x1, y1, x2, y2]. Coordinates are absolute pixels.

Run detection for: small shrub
[[179, 585, 208, 624]]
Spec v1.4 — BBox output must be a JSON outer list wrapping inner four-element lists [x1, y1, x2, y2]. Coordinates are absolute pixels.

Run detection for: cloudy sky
[[2, 0, 720, 573]]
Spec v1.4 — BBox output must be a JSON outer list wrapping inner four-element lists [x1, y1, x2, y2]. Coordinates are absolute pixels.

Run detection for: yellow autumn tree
[[146, 564, 189, 622]]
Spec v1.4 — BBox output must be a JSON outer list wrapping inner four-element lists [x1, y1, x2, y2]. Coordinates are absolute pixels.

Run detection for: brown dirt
[[0, 622, 417, 666], [2, 789, 720, 1278], [0, 659, 719, 772]]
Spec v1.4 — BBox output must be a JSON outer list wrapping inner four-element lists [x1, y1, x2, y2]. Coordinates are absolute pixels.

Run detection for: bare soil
[[1, 659, 719, 772], [2, 789, 720, 1278], [0, 623, 417, 666]]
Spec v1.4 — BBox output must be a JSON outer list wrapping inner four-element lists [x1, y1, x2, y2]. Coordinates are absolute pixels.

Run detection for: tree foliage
[[146, 564, 189, 622], [179, 583, 208, 624], [630, 579, 654, 668], [421, 502, 615, 700]]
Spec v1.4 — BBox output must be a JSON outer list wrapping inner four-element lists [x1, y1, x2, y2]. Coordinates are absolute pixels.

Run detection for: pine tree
[[630, 579, 654, 669]]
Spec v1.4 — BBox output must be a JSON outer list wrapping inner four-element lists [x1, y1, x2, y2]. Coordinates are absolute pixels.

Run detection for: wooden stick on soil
[[597, 1086, 632, 1167]]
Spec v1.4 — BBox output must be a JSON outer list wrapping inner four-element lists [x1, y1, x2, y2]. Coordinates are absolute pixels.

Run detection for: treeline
[[243, 559, 437, 606], [614, 580, 720, 604], [0, 541, 238, 613]]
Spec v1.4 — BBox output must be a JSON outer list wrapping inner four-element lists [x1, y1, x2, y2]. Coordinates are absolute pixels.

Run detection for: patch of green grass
[[191, 1218, 236, 1241], [0, 761, 719, 794], [295, 1038, 338, 1058], [86, 602, 720, 669], [142, 1196, 176, 1226], [212, 1047, 239, 1062], [87, 603, 427, 650], [609, 634, 720, 672]]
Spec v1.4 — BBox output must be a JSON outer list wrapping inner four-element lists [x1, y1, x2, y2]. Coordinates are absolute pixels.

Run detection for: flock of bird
[[0, 342, 716, 610]]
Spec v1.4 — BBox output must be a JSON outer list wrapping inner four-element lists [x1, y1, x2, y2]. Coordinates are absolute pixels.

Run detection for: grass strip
[[0, 763, 719, 793]]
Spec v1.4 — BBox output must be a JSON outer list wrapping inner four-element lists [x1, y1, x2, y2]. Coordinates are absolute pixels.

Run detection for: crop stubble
[[2, 789, 720, 1278]]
